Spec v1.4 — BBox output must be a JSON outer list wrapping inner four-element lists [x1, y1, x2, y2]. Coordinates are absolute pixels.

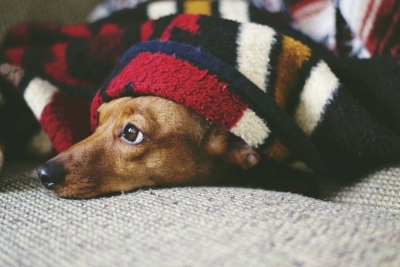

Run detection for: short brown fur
[[45, 96, 260, 198]]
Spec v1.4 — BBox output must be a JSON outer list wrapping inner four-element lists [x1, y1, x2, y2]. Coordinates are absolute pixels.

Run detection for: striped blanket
[[88, 0, 400, 58], [0, 0, 400, 180]]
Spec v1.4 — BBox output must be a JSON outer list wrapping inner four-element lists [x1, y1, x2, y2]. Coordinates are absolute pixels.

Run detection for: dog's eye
[[121, 123, 144, 145]]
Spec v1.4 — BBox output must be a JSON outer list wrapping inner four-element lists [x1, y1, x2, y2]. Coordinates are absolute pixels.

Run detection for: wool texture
[[88, 0, 400, 58], [0, 1, 400, 180]]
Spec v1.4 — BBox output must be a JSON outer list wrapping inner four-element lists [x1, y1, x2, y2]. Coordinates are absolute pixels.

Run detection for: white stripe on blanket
[[294, 60, 339, 136], [236, 23, 276, 92], [231, 109, 270, 147], [360, 0, 383, 41], [25, 129, 53, 157], [219, 0, 249, 22], [294, 1, 336, 45], [339, 0, 373, 37], [147, 1, 177, 20], [24, 78, 58, 119]]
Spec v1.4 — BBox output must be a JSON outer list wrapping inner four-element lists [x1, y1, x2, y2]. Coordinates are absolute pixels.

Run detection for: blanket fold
[[1, 1, 400, 179]]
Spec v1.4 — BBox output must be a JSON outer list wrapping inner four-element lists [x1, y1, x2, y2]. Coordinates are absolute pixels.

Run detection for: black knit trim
[[286, 54, 320, 116], [149, 15, 176, 40], [169, 28, 201, 47], [328, 56, 400, 134], [211, 1, 220, 16], [197, 15, 239, 67], [177, 0, 184, 14], [25, 24, 67, 46], [17, 72, 34, 95], [266, 34, 283, 96], [312, 84, 400, 175], [22, 46, 47, 78], [121, 23, 142, 48], [0, 75, 40, 158]]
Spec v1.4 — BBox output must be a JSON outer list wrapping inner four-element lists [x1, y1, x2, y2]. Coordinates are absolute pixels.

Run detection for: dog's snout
[[37, 163, 66, 189]]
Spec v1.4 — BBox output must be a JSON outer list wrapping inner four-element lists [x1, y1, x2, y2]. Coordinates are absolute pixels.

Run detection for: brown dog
[[37, 96, 261, 198]]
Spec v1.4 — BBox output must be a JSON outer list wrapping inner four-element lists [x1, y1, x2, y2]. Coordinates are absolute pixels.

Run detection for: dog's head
[[37, 96, 260, 198]]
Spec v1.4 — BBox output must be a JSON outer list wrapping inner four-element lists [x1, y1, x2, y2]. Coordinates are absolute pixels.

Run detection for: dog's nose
[[37, 162, 66, 189]]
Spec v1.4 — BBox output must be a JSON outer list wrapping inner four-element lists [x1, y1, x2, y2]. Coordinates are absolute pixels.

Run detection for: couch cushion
[[320, 164, 400, 211], [0, 0, 101, 38], [1, 161, 399, 266]]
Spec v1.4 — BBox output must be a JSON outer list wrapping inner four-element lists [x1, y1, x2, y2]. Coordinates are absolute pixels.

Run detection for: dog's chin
[[45, 180, 105, 199], [48, 186, 100, 199], [46, 180, 149, 199]]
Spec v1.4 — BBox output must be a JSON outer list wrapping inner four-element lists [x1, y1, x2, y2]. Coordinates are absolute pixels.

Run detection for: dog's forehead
[[99, 97, 132, 114], [131, 96, 203, 126], [97, 97, 132, 124], [101, 96, 205, 131]]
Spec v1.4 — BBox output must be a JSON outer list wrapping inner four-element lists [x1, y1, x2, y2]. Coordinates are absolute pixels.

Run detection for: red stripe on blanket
[[88, 35, 125, 65], [5, 48, 24, 67], [40, 23, 59, 32], [391, 43, 400, 55], [40, 91, 92, 152], [9, 24, 28, 45], [61, 25, 92, 39], [104, 52, 248, 130], [377, 3, 400, 55], [99, 23, 124, 35], [288, 0, 325, 15], [44, 43, 95, 87], [366, 0, 396, 55], [360, 0, 376, 37], [159, 14, 201, 41], [141, 20, 154, 42]]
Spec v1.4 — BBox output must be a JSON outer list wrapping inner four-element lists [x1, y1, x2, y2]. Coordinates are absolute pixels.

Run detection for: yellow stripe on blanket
[[274, 36, 311, 110], [262, 36, 311, 162], [183, 0, 212, 15]]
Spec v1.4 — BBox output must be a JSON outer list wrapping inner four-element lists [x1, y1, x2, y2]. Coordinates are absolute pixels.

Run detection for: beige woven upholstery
[[320, 164, 400, 212], [1, 162, 400, 266]]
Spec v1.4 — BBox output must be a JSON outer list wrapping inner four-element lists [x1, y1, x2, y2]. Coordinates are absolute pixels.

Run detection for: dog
[[37, 96, 261, 198], [0, 11, 326, 199], [2, 8, 400, 199]]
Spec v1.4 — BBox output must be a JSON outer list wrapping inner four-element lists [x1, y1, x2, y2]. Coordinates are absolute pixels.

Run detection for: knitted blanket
[[0, 1, 400, 180], [88, 0, 400, 58]]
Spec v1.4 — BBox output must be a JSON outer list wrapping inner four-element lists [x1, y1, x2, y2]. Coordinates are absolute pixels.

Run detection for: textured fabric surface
[[88, 0, 400, 58], [2, 7, 400, 178], [320, 164, 400, 212], [0, 0, 102, 38], [1, 161, 400, 267], [1, 2, 400, 265]]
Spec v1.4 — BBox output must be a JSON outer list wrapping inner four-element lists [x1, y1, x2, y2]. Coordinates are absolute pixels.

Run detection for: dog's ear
[[202, 124, 260, 170], [97, 103, 107, 112]]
